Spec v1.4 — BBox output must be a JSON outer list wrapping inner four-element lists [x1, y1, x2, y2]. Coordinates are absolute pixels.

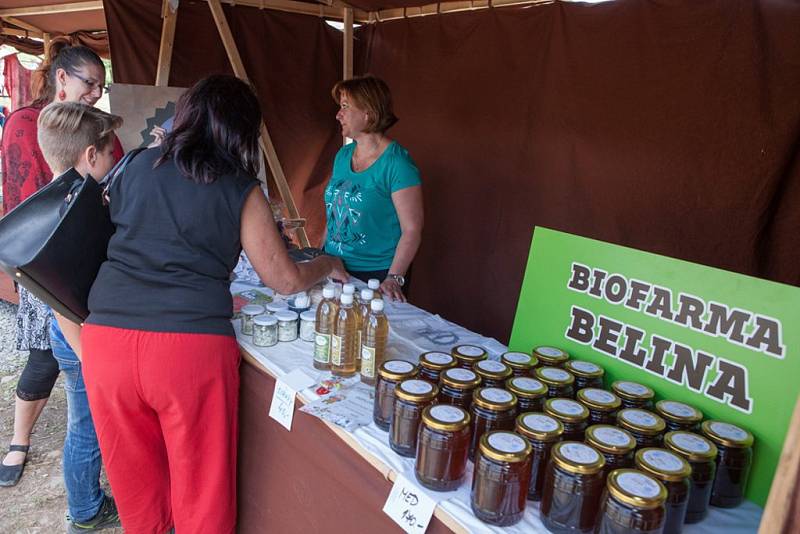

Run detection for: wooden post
[[759, 395, 800, 533], [343, 7, 353, 80], [155, 0, 178, 87], [207, 0, 310, 248], [43, 32, 51, 51]]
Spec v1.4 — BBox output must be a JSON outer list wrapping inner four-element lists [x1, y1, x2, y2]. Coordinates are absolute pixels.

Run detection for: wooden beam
[[2, 16, 44, 34], [759, 395, 800, 534], [0, 26, 43, 39], [212, 0, 370, 23], [343, 7, 353, 80], [155, 0, 179, 87], [43, 32, 51, 50], [207, 0, 311, 248], [0, 1, 102, 17], [371, 0, 551, 22]]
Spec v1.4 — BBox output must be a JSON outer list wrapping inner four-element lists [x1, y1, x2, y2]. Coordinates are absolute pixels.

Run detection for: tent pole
[[759, 394, 800, 533], [155, 0, 178, 87], [343, 7, 353, 80]]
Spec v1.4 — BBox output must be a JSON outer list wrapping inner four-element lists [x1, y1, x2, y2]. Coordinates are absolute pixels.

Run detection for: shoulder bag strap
[[101, 147, 147, 205]]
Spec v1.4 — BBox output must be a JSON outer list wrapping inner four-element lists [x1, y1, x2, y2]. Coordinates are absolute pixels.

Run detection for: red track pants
[[81, 324, 241, 534]]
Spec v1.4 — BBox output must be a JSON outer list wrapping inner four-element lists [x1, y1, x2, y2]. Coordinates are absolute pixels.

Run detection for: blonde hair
[[331, 75, 398, 134], [37, 102, 122, 174]]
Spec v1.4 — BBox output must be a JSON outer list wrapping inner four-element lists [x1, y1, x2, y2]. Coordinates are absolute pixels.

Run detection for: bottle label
[[592, 427, 632, 448], [503, 352, 531, 364], [361, 346, 376, 378], [620, 409, 658, 428], [560, 443, 600, 464], [488, 432, 526, 453], [709, 422, 749, 442], [660, 401, 698, 419], [569, 361, 601, 374], [400, 379, 434, 395], [446, 368, 477, 382], [537, 346, 564, 357], [480, 388, 514, 404], [510, 377, 544, 393], [477, 360, 507, 373], [523, 413, 559, 433], [456, 345, 484, 357], [331, 334, 343, 366], [430, 405, 465, 424], [671, 432, 712, 454], [616, 381, 650, 396], [384, 360, 414, 374], [314, 332, 331, 363], [550, 399, 584, 416], [425, 352, 453, 365], [617, 472, 661, 498], [582, 388, 616, 404], [641, 449, 685, 473], [540, 368, 570, 381]]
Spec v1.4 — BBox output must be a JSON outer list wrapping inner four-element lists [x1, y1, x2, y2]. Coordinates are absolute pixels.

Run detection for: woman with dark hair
[[80, 74, 346, 533]]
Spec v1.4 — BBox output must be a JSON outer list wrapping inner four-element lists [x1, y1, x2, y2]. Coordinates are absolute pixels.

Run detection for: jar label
[[425, 352, 453, 365], [331, 334, 344, 366], [550, 399, 584, 416], [582, 389, 616, 404], [593, 427, 632, 447], [709, 422, 749, 442], [456, 345, 484, 357], [314, 332, 331, 363], [641, 449, 685, 473], [569, 361, 600, 373], [560, 443, 600, 464], [541, 368, 570, 381], [660, 401, 698, 418], [616, 381, 650, 396], [401, 380, 434, 395], [537, 346, 564, 357], [361, 346, 376, 379], [446, 368, 477, 382], [430, 405, 465, 423], [523, 414, 559, 433], [477, 360, 507, 373], [510, 377, 544, 393], [617, 472, 661, 498], [671, 432, 712, 453], [621, 409, 658, 428], [487, 432, 526, 453], [481, 388, 514, 404], [384, 360, 415, 374], [503, 352, 531, 364]]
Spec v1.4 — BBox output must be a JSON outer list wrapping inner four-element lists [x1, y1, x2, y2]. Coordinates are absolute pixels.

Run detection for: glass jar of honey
[[373, 360, 418, 430], [664, 431, 718, 523], [544, 398, 590, 442], [617, 409, 666, 450], [655, 400, 703, 433], [595, 469, 667, 534], [535, 366, 576, 399], [564, 360, 605, 390], [541, 441, 606, 533], [515, 413, 563, 501], [533, 346, 569, 367], [471, 431, 532, 526], [506, 377, 547, 413], [701, 421, 754, 508], [438, 367, 482, 412], [451, 344, 488, 369], [585, 424, 636, 477], [418, 351, 457, 384], [390, 379, 439, 457], [415, 404, 471, 491], [612, 381, 655, 410], [635, 448, 692, 534], [473, 359, 513, 389], [501, 351, 538, 376], [576, 388, 621, 425], [469, 387, 518, 460]]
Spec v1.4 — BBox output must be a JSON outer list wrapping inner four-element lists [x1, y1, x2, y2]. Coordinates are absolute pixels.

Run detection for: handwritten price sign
[[269, 380, 296, 431], [383, 474, 437, 533]]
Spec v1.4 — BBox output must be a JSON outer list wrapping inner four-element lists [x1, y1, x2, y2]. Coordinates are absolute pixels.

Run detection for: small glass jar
[[544, 398, 589, 442], [299, 310, 316, 342], [438, 368, 482, 412], [595, 469, 667, 534], [240, 304, 265, 335], [373, 360, 418, 431], [655, 400, 703, 433], [505, 377, 547, 413], [617, 409, 666, 450], [471, 431, 532, 526], [473, 360, 513, 389], [418, 351, 457, 384], [275, 310, 299, 342], [515, 413, 563, 501], [612, 380, 655, 410], [533, 346, 569, 368], [576, 387, 621, 425], [469, 387, 518, 460], [664, 431, 718, 523], [266, 301, 289, 315], [541, 441, 606, 533], [585, 424, 636, 477], [501, 351, 538, 377], [535, 366, 576, 399], [451, 344, 488, 369], [390, 379, 439, 457], [635, 448, 692, 534], [415, 405, 471, 491], [701, 420, 754, 508], [252, 315, 278, 347], [564, 360, 605, 390]]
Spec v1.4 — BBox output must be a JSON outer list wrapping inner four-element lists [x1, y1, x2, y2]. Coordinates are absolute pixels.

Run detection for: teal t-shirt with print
[[324, 141, 421, 271]]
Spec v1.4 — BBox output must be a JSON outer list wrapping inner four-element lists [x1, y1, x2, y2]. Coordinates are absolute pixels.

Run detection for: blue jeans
[[49, 321, 104, 522]]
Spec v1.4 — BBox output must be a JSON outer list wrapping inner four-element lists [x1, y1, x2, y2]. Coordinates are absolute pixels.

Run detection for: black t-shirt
[[87, 147, 258, 336]]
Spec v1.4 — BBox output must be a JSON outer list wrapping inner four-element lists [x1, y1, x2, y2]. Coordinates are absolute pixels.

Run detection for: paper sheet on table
[[300, 382, 375, 432]]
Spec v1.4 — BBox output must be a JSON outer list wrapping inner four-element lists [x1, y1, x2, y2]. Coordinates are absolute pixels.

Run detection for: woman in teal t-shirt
[[324, 75, 423, 302]]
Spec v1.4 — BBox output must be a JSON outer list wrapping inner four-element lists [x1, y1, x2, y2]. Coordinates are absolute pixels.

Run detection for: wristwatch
[[387, 273, 405, 287]]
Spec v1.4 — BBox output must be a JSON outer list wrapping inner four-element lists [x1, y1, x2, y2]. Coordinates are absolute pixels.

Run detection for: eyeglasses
[[71, 73, 107, 95]]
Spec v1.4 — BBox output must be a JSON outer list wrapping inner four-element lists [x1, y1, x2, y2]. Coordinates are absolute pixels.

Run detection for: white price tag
[[269, 380, 296, 431], [383, 474, 437, 534]]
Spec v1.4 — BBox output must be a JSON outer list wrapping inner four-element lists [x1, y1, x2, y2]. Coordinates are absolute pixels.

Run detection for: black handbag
[[0, 149, 144, 324]]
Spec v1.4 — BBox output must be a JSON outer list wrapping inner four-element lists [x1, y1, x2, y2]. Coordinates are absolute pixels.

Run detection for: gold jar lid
[[515, 413, 564, 442], [606, 469, 667, 510], [378, 360, 418, 381], [664, 431, 718, 462], [701, 421, 754, 449], [635, 448, 692, 482], [419, 351, 457, 371], [551, 441, 605, 475], [612, 381, 655, 402], [440, 367, 482, 389], [506, 377, 547, 399], [535, 366, 575, 386], [533, 346, 569, 365], [585, 425, 636, 454], [422, 404, 471, 432], [478, 431, 532, 463], [451, 344, 488, 362], [544, 398, 589, 422], [501, 351, 538, 370], [473, 387, 518, 411], [655, 400, 703, 424], [565, 360, 604, 379], [617, 409, 666, 435], [473, 360, 513, 381], [395, 379, 439, 403], [577, 388, 621, 411]]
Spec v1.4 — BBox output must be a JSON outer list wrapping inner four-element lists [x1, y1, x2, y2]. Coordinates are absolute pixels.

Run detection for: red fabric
[[1, 106, 51, 214], [3, 54, 33, 112], [81, 325, 241, 534]]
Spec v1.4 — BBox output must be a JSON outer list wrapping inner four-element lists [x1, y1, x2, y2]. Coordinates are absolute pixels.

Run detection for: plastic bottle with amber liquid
[[368, 277, 381, 296], [515, 412, 564, 501], [360, 298, 388, 386], [330, 293, 357, 377], [471, 431, 532, 526], [701, 421, 754, 509], [595, 469, 667, 534], [664, 431, 718, 523], [313, 286, 338, 370], [635, 447, 693, 534], [356, 288, 374, 365]]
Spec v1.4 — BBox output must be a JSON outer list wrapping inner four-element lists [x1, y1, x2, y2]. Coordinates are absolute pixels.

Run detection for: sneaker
[[66, 495, 121, 533]]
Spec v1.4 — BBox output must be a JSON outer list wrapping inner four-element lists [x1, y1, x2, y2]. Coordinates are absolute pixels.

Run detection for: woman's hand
[[380, 277, 406, 302], [148, 126, 167, 148], [327, 256, 349, 283]]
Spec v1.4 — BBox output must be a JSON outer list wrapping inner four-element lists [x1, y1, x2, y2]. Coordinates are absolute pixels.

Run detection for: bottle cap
[[370, 299, 384, 312], [300, 310, 316, 322], [340, 293, 354, 305], [322, 286, 335, 299], [275, 310, 298, 322], [343, 283, 355, 294], [361, 288, 374, 301], [368, 278, 380, 290], [293, 294, 310, 308], [253, 314, 278, 326]]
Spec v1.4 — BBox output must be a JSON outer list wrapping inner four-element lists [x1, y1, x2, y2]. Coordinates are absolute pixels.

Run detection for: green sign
[[510, 227, 800, 506]]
